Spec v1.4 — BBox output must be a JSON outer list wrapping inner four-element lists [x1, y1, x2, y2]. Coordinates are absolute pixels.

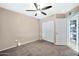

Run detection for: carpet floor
[[0, 40, 78, 56]]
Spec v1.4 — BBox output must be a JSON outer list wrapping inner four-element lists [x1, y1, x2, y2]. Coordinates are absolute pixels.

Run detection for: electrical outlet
[[18, 43, 21, 46]]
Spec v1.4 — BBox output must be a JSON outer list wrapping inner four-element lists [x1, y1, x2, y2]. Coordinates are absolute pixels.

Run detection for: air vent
[[56, 14, 66, 18]]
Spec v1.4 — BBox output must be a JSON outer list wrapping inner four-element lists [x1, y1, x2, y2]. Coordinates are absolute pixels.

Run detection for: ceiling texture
[[0, 3, 79, 19]]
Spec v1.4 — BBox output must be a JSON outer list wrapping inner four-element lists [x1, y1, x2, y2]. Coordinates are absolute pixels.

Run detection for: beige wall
[[0, 7, 40, 51]]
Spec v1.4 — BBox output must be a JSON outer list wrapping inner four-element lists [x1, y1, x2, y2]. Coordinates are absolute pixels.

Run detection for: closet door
[[42, 21, 54, 43], [55, 18, 67, 45]]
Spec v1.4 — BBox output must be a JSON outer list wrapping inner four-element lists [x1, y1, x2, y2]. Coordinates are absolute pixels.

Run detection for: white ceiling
[[0, 3, 79, 19]]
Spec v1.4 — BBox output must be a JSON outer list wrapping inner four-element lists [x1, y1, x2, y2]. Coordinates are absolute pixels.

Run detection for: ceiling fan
[[26, 3, 52, 16]]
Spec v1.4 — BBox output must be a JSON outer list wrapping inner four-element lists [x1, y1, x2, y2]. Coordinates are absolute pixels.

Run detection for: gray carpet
[[0, 40, 78, 56]]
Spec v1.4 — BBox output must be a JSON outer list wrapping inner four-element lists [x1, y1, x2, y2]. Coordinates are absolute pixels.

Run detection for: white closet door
[[55, 19, 67, 45], [42, 21, 54, 43]]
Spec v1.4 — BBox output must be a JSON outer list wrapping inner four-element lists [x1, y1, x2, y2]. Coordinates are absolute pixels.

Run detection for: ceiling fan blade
[[26, 10, 36, 11], [35, 13, 37, 16], [34, 3, 38, 10], [41, 11, 47, 15], [42, 6, 52, 10]]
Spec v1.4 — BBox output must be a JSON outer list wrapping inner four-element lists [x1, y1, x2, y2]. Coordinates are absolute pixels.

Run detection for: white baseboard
[[0, 45, 16, 52], [18, 39, 38, 46], [0, 39, 38, 52], [55, 43, 67, 45], [67, 44, 78, 53]]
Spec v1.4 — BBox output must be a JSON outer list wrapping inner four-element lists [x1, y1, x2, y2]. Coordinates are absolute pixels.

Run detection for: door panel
[[55, 19, 67, 45], [42, 21, 54, 43]]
